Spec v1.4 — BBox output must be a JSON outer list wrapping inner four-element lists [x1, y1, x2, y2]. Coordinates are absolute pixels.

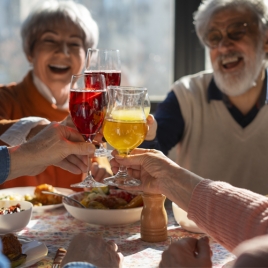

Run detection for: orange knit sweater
[[0, 71, 83, 189]]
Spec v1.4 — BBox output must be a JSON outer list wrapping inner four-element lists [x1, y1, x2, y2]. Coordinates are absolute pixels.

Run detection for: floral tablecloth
[[18, 201, 235, 268]]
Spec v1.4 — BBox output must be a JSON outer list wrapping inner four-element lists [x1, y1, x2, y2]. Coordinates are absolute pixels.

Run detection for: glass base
[[71, 180, 107, 188], [103, 174, 141, 187]]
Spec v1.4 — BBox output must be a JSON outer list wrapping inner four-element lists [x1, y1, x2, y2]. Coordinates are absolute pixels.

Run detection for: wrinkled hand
[[159, 237, 212, 268], [145, 114, 157, 141], [61, 114, 76, 129], [62, 233, 123, 268], [109, 148, 178, 194], [91, 161, 113, 181], [8, 122, 95, 180], [26, 123, 49, 141]]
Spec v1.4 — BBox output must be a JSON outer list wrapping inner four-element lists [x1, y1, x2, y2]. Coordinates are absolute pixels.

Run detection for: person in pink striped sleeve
[[111, 148, 268, 267]]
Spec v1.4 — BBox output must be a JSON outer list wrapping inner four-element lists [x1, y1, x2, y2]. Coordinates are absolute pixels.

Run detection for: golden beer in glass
[[103, 87, 148, 186]]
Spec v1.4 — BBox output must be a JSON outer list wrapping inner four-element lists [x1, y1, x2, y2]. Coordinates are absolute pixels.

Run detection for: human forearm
[[0, 117, 50, 146], [160, 166, 203, 211], [113, 149, 203, 211], [188, 180, 268, 251], [7, 145, 35, 180], [6, 123, 95, 181]]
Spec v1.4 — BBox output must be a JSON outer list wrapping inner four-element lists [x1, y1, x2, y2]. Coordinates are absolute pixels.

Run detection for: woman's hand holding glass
[[102, 86, 148, 186]]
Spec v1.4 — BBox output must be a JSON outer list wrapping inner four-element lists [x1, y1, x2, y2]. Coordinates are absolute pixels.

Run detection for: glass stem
[[87, 156, 92, 178], [117, 165, 128, 177], [85, 139, 94, 181]]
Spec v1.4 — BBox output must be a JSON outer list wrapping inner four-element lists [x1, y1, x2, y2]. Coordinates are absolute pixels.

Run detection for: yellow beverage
[[111, 108, 145, 121], [103, 118, 147, 155], [144, 107, 150, 117]]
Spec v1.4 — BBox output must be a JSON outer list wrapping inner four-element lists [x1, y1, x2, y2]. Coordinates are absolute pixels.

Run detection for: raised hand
[[145, 114, 157, 141], [8, 122, 95, 180]]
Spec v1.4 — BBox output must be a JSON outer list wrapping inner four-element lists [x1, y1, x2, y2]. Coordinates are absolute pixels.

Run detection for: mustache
[[217, 51, 244, 63]]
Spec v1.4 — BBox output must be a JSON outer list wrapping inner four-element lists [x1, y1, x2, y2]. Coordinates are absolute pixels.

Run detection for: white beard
[[212, 44, 266, 97]]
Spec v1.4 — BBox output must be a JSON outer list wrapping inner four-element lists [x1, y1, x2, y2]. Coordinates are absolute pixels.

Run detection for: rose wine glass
[[85, 49, 121, 156], [69, 73, 108, 188], [103, 86, 148, 186]]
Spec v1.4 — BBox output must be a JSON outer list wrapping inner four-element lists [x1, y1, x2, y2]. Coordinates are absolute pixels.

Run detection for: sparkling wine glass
[[144, 92, 151, 117], [69, 73, 108, 188], [103, 86, 148, 186], [85, 49, 121, 156]]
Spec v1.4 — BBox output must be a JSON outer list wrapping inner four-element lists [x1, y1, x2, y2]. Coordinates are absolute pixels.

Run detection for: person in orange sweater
[[0, 1, 111, 189]]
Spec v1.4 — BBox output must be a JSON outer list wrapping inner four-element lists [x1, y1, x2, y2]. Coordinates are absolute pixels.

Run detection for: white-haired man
[[144, 0, 268, 195]]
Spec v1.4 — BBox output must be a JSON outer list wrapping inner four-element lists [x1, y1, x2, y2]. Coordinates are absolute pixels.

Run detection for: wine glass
[[85, 49, 121, 156], [69, 73, 108, 188], [103, 86, 148, 186], [144, 92, 151, 117]]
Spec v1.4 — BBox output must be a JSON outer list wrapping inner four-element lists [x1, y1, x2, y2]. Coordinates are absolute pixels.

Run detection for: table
[[18, 200, 235, 267]]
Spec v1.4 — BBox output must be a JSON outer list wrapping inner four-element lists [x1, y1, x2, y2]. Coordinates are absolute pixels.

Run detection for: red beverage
[[69, 90, 107, 141], [85, 71, 121, 87]]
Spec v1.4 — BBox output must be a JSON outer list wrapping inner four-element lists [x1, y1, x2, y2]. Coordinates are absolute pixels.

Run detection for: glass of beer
[[144, 92, 151, 117], [103, 86, 148, 186]]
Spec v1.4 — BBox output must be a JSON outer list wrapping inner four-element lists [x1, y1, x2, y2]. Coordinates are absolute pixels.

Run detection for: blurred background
[[0, 0, 206, 109]]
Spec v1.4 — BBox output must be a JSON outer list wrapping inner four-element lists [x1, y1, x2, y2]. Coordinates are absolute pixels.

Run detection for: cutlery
[[52, 247, 67, 268], [41, 191, 86, 208]]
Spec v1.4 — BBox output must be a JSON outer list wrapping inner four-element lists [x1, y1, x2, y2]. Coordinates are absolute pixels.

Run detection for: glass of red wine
[[69, 73, 108, 188], [85, 49, 121, 157]]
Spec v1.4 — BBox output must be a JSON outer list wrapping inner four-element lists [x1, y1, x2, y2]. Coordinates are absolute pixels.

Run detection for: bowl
[[0, 200, 33, 234], [63, 192, 143, 226], [172, 202, 204, 233]]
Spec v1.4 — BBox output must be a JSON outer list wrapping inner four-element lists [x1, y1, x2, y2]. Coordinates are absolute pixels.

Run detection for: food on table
[[34, 184, 62, 205], [0, 203, 24, 215], [0, 184, 62, 206], [1, 233, 27, 268], [80, 188, 143, 209]]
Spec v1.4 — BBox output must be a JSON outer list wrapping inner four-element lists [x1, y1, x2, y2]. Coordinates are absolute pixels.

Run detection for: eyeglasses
[[203, 22, 253, 49]]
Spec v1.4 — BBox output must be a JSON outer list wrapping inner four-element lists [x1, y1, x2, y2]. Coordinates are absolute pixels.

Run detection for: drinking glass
[[69, 73, 108, 188], [144, 92, 151, 117], [103, 86, 148, 186], [85, 49, 121, 156]]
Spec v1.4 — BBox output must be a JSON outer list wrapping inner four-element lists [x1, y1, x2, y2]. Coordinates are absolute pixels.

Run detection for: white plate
[[0, 187, 75, 211], [17, 239, 48, 268]]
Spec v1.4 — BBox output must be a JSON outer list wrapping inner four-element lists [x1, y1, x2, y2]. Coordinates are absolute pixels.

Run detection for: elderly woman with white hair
[[0, 1, 111, 189]]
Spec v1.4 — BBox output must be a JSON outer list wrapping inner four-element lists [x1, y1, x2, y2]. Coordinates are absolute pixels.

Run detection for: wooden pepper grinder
[[140, 193, 168, 242]]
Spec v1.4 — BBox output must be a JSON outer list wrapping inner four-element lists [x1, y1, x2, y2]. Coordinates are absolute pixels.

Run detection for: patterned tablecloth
[[17, 200, 235, 268]]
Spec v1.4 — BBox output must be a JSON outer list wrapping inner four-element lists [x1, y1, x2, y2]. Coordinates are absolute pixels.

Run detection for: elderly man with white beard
[[143, 0, 268, 195]]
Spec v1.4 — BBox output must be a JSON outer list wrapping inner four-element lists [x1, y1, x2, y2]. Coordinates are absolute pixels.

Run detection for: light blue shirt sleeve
[[0, 146, 10, 184], [0, 240, 11, 267], [63, 262, 96, 268]]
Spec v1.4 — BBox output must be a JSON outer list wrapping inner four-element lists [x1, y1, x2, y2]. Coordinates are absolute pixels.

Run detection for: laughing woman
[[0, 1, 111, 189]]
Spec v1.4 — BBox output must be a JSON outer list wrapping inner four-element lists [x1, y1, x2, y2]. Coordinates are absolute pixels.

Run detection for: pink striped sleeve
[[187, 179, 268, 251]]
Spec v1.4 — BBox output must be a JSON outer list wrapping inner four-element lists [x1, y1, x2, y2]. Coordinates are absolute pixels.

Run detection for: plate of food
[[0, 184, 75, 211], [63, 187, 143, 225], [1, 233, 48, 268]]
